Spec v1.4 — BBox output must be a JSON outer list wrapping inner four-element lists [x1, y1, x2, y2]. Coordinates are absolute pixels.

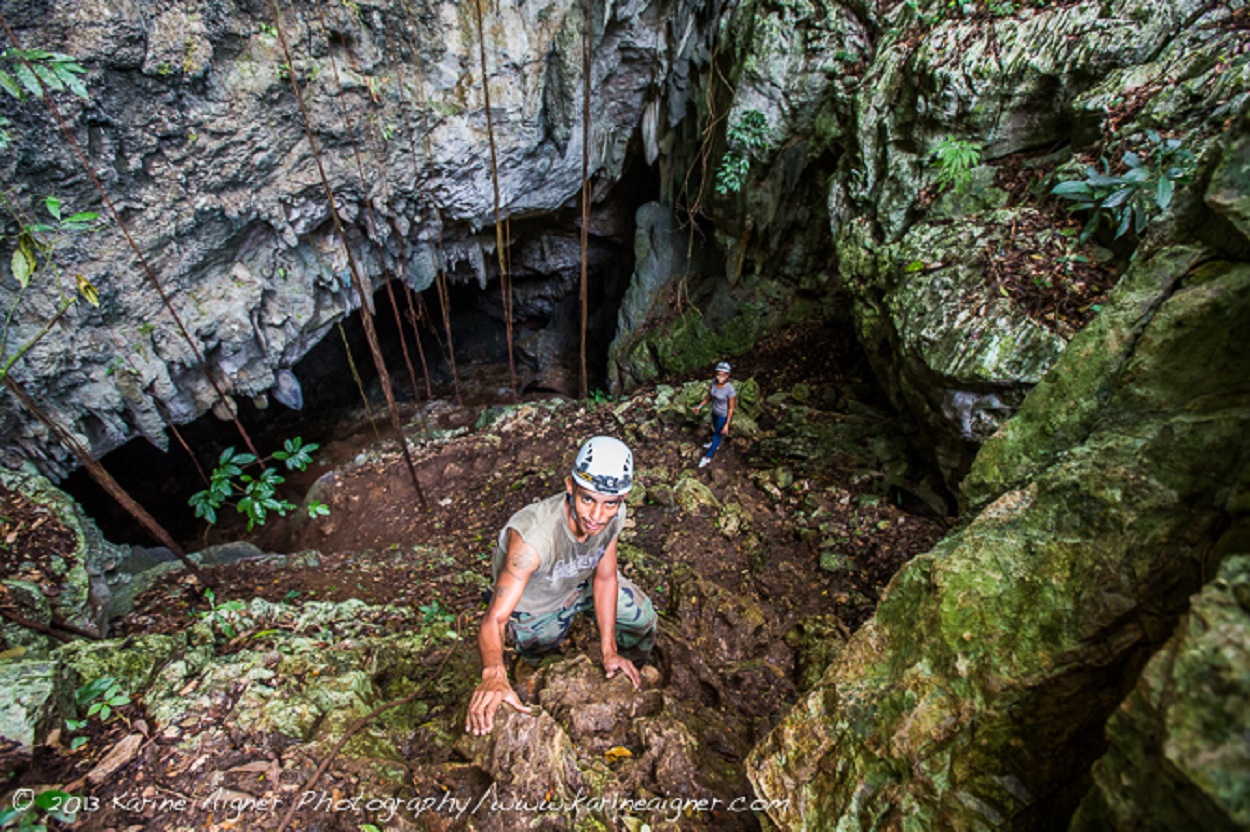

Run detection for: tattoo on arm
[[505, 547, 538, 579]]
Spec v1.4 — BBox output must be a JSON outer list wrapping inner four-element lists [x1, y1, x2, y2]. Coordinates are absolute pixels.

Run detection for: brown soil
[[0, 485, 78, 585]]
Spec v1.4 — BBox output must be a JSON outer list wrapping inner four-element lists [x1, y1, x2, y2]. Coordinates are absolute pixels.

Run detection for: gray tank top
[[492, 492, 625, 615]]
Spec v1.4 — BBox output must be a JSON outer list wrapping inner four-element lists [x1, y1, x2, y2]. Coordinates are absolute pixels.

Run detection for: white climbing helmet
[[715, 361, 732, 374], [571, 436, 633, 495]]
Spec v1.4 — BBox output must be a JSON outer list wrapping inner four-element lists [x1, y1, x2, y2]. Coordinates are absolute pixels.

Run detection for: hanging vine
[[579, 0, 592, 399], [395, 0, 463, 403], [267, 0, 427, 508], [4, 375, 211, 586], [308, 0, 425, 412], [472, 0, 517, 399], [338, 321, 379, 437]]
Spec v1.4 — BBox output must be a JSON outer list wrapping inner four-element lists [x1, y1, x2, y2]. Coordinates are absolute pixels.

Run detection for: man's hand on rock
[[603, 651, 641, 690], [466, 666, 531, 735]]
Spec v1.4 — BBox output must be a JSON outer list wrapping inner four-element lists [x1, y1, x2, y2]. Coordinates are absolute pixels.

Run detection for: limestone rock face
[[693, 0, 1246, 487], [840, 209, 1068, 485], [1070, 555, 1250, 832], [746, 111, 1250, 830], [0, 0, 714, 474], [0, 659, 70, 753]]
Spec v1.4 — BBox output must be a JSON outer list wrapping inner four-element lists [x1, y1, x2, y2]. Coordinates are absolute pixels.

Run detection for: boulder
[[840, 208, 1068, 488], [1070, 555, 1250, 832], [0, 659, 69, 752], [746, 114, 1250, 829]]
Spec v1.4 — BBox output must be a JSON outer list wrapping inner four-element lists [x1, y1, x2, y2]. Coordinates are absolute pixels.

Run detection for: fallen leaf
[[87, 733, 144, 784], [604, 746, 633, 762]]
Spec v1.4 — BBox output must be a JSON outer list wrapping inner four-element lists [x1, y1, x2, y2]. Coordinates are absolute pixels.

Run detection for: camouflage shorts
[[508, 573, 656, 660]]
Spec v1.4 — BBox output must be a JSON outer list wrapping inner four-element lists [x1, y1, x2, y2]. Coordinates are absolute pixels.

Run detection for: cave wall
[[0, 0, 717, 476]]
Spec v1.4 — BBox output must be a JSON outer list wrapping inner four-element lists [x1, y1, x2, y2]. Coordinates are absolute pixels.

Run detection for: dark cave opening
[[60, 158, 659, 549]]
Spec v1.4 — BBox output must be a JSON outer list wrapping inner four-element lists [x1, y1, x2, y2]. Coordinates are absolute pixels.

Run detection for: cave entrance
[[60, 153, 658, 550]]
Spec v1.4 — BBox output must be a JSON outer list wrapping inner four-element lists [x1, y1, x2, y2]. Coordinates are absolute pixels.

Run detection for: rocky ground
[[1, 320, 950, 831]]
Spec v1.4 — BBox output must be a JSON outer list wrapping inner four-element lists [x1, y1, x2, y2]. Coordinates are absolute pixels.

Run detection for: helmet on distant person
[[571, 436, 633, 495], [715, 361, 731, 374]]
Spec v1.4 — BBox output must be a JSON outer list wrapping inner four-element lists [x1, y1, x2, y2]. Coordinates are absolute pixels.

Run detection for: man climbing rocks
[[465, 435, 657, 735]]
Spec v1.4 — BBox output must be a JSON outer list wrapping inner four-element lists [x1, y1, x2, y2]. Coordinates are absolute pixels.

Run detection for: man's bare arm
[[466, 529, 539, 735], [593, 538, 640, 689]]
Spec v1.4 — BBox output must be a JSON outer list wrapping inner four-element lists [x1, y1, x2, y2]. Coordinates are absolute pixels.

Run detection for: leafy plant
[[418, 600, 455, 624], [200, 587, 247, 638], [0, 49, 88, 102], [188, 437, 323, 530], [0, 789, 81, 831], [1051, 130, 1197, 242], [715, 110, 769, 196], [932, 136, 982, 194], [2, 195, 102, 384], [64, 676, 131, 751]]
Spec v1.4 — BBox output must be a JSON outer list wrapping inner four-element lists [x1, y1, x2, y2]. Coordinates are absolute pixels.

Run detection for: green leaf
[[32, 62, 63, 93], [1085, 172, 1122, 188], [13, 61, 43, 98], [0, 68, 21, 99], [11, 247, 32, 288], [1114, 209, 1132, 238], [53, 63, 88, 98], [44, 196, 62, 220], [1051, 181, 1092, 198], [1079, 213, 1100, 243], [76, 676, 115, 704], [34, 791, 70, 812], [1102, 187, 1133, 209], [70, 736, 89, 751], [98, 704, 111, 721], [63, 211, 99, 224], [1122, 150, 1140, 168], [1155, 176, 1174, 210]]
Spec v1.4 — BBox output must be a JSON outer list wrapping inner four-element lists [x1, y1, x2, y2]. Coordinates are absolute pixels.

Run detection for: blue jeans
[[507, 574, 656, 661], [707, 414, 727, 458]]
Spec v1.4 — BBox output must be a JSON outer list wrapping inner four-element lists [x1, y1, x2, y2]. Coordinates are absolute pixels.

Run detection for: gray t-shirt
[[492, 492, 625, 615], [709, 381, 736, 417]]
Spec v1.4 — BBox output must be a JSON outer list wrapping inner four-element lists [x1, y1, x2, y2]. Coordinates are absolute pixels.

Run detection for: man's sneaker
[[702, 441, 713, 449], [698, 456, 711, 468]]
